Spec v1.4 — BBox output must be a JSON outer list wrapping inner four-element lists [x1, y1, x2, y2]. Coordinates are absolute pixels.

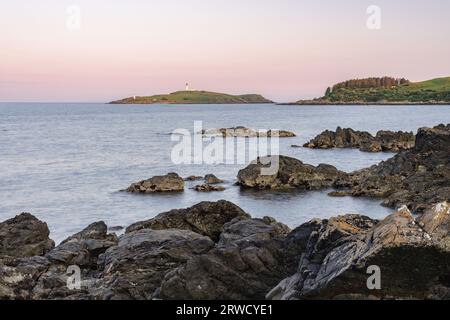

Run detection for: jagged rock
[[126, 200, 250, 242], [349, 124, 450, 212], [191, 184, 225, 192], [0, 213, 54, 258], [204, 174, 223, 184], [200, 127, 296, 138], [124, 173, 184, 193], [267, 205, 450, 300], [237, 155, 348, 190], [158, 217, 292, 300], [94, 229, 215, 300], [304, 127, 415, 152]]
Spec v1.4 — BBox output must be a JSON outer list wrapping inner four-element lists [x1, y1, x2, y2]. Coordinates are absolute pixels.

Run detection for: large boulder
[[304, 127, 414, 152], [268, 204, 450, 300], [159, 216, 292, 300], [237, 155, 348, 190], [124, 172, 184, 193], [0, 213, 54, 258], [126, 200, 250, 242], [93, 229, 215, 300], [349, 124, 450, 212]]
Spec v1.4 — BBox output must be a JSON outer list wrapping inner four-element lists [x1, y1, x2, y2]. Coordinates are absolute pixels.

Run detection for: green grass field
[[111, 91, 273, 104]]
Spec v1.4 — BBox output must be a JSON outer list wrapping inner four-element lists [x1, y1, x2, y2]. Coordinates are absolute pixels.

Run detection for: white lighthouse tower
[[185, 82, 190, 91]]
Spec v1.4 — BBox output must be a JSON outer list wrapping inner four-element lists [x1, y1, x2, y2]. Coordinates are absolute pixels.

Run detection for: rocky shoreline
[[1, 124, 449, 300]]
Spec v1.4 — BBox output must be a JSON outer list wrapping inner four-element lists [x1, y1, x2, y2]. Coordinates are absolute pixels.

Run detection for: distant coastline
[[110, 90, 273, 105], [288, 76, 450, 105]]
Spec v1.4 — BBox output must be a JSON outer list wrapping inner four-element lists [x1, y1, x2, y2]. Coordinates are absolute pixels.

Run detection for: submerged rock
[[304, 127, 415, 152], [191, 184, 225, 192], [237, 155, 348, 190], [184, 175, 203, 181], [124, 172, 184, 193], [0, 213, 54, 258], [200, 127, 296, 138]]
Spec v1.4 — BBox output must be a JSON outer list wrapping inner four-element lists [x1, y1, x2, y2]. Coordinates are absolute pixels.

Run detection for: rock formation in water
[[124, 172, 184, 193], [200, 127, 296, 138], [303, 127, 415, 152], [236, 155, 348, 190]]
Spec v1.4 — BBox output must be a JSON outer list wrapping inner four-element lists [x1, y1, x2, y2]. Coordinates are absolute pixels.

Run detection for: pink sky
[[1, 0, 450, 102]]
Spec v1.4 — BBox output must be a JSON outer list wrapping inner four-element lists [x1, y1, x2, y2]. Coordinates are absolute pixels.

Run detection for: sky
[[1, 0, 450, 102]]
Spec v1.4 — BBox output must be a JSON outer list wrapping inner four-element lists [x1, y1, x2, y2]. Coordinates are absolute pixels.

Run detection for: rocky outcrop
[[158, 216, 292, 300], [348, 124, 450, 212], [200, 127, 296, 138], [124, 173, 184, 193], [237, 155, 348, 190], [184, 175, 203, 181], [303, 127, 415, 152], [268, 204, 450, 300], [0, 213, 54, 258], [191, 184, 225, 192], [125, 200, 249, 242], [1, 199, 448, 300]]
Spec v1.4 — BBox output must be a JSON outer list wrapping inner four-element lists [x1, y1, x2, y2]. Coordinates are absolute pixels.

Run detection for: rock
[[418, 201, 450, 250], [191, 184, 225, 192], [124, 173, 184, 193], [237, 155, 348, 190], [184, 175, 203, 181], [126, 200, 250, 242], [204, 174, 223, 184], [349, 124, 450, 212], [304, 127, 415, 152], [109, 226, 124, 232], [95, 229, 215, 299], [0, 213, 55, 258], [291, 145, 302, 148], [200, 127, 296, 138], [328, 191, 349, 197], [268, 206, 450, 300], [158, 217, 292, 300]]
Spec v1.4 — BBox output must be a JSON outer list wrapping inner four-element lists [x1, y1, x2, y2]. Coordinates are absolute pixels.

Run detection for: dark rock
[[204, 174, 223, 184], [95, 229, 215, 299], [191, 184, 225, 192], [124, 173, 184, 193], [184, 175, 203, 181], [328, 191, 350, 197], [126, 200, 250, 242], [237, 155, 348, 190], [158, 217, 292, 300], [268, 205, 450, 300], [0, 213, 54, 258], [304, 127, 415, 152], [349, 124, 450, 212]]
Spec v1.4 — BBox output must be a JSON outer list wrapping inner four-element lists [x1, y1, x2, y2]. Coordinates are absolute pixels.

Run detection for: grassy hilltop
[[110, 91, 273, 104], [294, 77, 450, 105]]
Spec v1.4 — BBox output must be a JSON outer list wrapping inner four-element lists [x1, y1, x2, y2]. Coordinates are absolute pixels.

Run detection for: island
[[110, 90, 273, 104], [287, 76, 450, 105]]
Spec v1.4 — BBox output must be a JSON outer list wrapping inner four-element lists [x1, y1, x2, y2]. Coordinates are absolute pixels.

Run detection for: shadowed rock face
[[126, 200, 250, 242], [349, 124, 450, 212], [124, 172, 184, 193], [0, 213, 54, 258], [303, 127, 415, 152], [237, 155, 348, 190], [268, 204, 450, 300]]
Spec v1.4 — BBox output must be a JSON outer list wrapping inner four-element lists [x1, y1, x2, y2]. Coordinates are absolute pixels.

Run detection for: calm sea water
[[1, 103, 449, 242]]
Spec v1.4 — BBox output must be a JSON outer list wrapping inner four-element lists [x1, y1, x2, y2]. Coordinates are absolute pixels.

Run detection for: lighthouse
[[185, 82, 190, 91]]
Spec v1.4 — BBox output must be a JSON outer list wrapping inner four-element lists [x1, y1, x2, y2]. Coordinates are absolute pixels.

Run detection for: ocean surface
[[1, 103, 449, 243]]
